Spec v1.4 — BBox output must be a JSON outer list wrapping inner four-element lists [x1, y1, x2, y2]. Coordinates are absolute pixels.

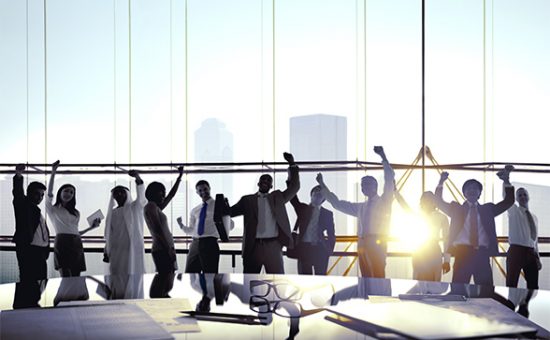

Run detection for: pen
[[180, 310, 267, 320]]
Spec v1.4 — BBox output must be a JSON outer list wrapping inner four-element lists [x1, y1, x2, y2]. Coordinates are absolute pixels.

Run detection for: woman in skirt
[[47, 160, 101, 277]]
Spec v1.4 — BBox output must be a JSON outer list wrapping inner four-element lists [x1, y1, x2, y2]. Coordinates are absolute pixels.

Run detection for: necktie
[[525, 209, 537, 241], [257, 194, 267, 236], [469, 205, 478, 248], [198, 202, 207, 236]]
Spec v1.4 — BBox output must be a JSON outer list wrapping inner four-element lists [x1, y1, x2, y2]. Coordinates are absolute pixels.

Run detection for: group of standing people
[[11, 148, 542, 289]]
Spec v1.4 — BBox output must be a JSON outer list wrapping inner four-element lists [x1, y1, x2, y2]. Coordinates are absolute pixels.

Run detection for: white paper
[[59, 298, 199, 333], [87, 209, 105, 227], [1, 303, 173, 340]]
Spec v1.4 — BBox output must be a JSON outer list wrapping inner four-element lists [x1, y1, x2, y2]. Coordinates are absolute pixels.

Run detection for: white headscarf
[[104, 183, 147, 275]]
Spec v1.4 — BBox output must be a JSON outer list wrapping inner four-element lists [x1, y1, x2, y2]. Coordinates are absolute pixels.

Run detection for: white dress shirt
[[328, 160, 394, 238], [185, 198, 220, 239], [256, 192, 278, 238], [45, 195, 80, 235], [507, 204, 538, 249], [30, 214, 50, 247], [453, 202, 489, 248], [301, 206, 321, 244]]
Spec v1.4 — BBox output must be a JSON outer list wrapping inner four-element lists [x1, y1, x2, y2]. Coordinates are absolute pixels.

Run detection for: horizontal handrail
[[2, 160, 550, 175], [1, 235, 549, 244]]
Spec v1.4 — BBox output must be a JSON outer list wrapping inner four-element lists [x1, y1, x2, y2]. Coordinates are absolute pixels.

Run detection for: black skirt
[[54, 233, 86, 272]]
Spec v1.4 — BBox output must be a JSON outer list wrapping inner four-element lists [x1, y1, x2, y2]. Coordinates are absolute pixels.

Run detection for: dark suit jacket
[[436, 185, 514, 256], [12, 175, 43, 245], [229, 165, 299, 258], [290, 196, 336, 256]]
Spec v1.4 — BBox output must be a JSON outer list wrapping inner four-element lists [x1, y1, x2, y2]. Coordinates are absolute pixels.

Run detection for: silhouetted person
[[47, 160, 101, 277], [144, 166, 183, 274], [150, 272, 176, 298], [12, 164, 49, 281], [178, 180, 233, 273], [13, 279, 47, 309], [394, 189, 449, 281], [225, 152, 300, 274], [104, 170, 147, 276], [429, 167, 514, 286], [289, 185, 335, 275], [317, 146, 395, 278], [503, 166, 541, 289]]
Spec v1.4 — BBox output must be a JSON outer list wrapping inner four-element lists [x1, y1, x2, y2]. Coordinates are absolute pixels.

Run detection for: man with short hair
[[12, 164, 50, 281], [432, 167, 515, 286], [503, 166, 541, 289], [178, 180, 233, 273], [290, 185, 336, 275], [317, 146, 395, 278], [226, 152, 300, 274]]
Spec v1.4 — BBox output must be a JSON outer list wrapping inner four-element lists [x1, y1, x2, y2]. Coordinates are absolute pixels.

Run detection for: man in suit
[[317, 146, 395, 278], [430, 167, 515, 286], [226, 152, 299, 274], [290, 185, 336, 275], [178, 180, 234, 274], [12, 164, 50, 281]]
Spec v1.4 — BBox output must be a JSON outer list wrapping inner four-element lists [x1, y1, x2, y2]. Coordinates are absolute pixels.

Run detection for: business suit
[[290, 196, 335, 275], [436, 185, 514, 285], [229, 165, 299, 273], [12, 175, 50, 281]]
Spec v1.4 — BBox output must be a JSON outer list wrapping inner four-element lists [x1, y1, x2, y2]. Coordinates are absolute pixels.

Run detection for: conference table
[[1, 273, 549, 339]]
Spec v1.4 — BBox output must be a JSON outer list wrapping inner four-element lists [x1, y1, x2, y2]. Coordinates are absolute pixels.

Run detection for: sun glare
[[389, 210, 431, 253]]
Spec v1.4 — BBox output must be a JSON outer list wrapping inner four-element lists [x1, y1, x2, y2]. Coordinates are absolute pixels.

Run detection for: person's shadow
[[93, 274, 144, 300], [329, 277, 392, 305], [53, 276, 89, 306], [189, 273, 231, 312]]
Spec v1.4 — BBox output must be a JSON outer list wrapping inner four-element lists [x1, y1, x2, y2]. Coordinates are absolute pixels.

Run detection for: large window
[[1, 0, 548, 285]]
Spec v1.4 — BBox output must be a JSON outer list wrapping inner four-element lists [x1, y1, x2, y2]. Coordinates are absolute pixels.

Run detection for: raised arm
[[494, 165, 515, 216], [290, 194, 301, 210], [280, 152, 300, 203], [316, 172, 359, 217], [159, 166, 183, 211], [45, 160, 60, 211], [12, 164, 26, 200], [129, 170, 147, 207], [47, 160, 60, 199], [432, 171, 453, 216], [374, 146, 395, 199]]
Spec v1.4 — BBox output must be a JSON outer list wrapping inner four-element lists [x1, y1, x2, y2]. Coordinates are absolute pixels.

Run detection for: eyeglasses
[[249, 296, 324, 318], [249, 280, 302, 301]]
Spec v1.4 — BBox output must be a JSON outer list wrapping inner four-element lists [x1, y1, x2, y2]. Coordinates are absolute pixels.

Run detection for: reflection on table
[[1, 273, 549, 339]]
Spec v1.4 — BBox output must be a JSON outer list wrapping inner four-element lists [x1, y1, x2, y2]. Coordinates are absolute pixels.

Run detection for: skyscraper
[[193, 118, 234, 214], [289, 114, 348, 235]]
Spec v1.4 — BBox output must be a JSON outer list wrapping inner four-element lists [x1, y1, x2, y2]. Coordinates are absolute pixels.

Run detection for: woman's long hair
[[54, 184, 79, 216]]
